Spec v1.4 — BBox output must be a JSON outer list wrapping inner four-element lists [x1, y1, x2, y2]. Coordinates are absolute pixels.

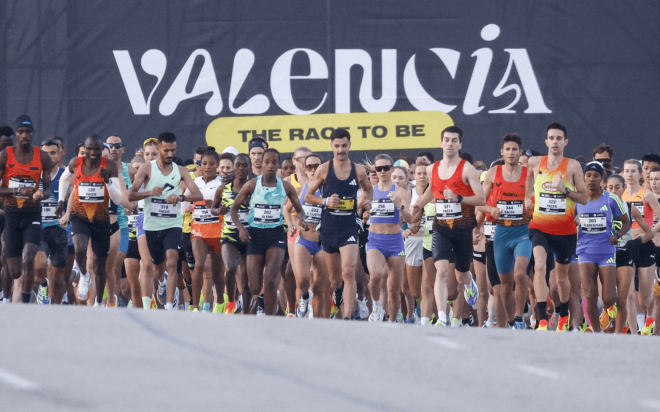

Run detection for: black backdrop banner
[[2, 0, 658, 165]]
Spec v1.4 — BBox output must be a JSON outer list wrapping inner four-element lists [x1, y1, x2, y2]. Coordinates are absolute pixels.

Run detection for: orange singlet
[[431, 159, 476, 230], [1, 146, 42, 209], [72, 157, 110, 223]]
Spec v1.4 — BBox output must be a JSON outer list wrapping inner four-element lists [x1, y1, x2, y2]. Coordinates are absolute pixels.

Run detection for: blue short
[[578, 250, 616, 267], [137, 213, 145, 238], [366, 232, 405, 259], [119, 227, 130, 254], [494, 225, 532, 274], [295, 235, 322, 256]]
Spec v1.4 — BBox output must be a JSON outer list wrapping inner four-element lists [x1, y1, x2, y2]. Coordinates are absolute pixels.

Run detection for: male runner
[[593, 143, 615, 174], [248, 136, 268, 177], [0, 126, 13, 303], [641, 153, 660, 190], [305, 128, 373, 319], [412, 126, 485, 326], [35, 138, 68, 304], [0, 115, 53, 304], [525, 122, 588, 331], [59, 135, 123, 305], [128, 132, 202, 310]]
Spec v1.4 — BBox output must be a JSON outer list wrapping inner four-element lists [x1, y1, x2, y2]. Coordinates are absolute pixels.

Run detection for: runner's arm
[[210, 182, 227, 215], [525, 157, 540, 209], [643, 190, 660, 233], [284, 181, 307, 227], [58, 159, 76, 202], [459, 163, 486, 206], [230, 179, 256, 234], [392, 185, 414, 223], [411, 164, 435, 221], [475, 167, 498, 215], [37, 151, 54, 200], [104, 160, 123, 205], [303, 162, 328, 206], [127, 163, 154, 201], [179, 166, 203, 203], [565, 159, 588, 205], [356, 165, 373, 216]]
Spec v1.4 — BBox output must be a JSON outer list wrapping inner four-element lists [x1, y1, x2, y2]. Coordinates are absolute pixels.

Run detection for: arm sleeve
[[58, 167, 73, 202], [107, 177, 123, 204]]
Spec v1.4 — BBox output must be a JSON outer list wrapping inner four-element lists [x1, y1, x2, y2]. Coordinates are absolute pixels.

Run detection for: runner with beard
[[0, 126, 14, 304], [248, 137, 267, 177]]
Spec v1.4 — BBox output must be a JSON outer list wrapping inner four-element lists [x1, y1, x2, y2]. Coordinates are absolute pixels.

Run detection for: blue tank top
[[370, 183, 400, 224], [320, 160, 359, 228], [248, 176, 285, 229], [41, 167, 65, 229], [300, 183, 322, 226], [576, 190, 627, 256]]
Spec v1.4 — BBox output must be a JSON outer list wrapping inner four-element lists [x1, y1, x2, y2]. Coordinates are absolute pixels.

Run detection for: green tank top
[[116, 161, 132, 229], [423, 202, 435, 251], [144, 160, 183, 231], [248, 176, 285, 229]]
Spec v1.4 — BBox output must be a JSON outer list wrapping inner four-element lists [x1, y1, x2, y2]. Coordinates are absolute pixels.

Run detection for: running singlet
[[113, 161, 131, 228], [300, 183, 322, 226], [290, 173, 302, 217], [621, 187, 653, 229], [483, 193, 496, 242], [422, 202, 435, 251], [431, 159, 476, 230], [576, 191, 626, 255], [370, 183, 400, 224], [72, 157, 110, 223], [528, 156, 576, 235], [222, 181, 249, 241], [321, 160, 359, 227], [492, 165, 530, 226], [1, 146, 42, 210], [191, 175, 223, 238], [143, 160, 183, 231], [41, 167, 64, 228], [248, 175, 285, 229], [613, 203, 633, 249]]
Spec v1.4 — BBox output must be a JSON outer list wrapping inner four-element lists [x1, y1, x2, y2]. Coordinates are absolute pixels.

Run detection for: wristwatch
[[180, 194, 186, 202], [564, 187, 571, 196], [456, 195, 464, 204]]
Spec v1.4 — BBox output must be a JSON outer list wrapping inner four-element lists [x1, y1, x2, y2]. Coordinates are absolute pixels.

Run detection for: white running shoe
[[296, 291, 313, 318], [93, 300, 103, 307], [368, 305, 385, 322], [357, 296, 369, 319], [157, 273, 167, 304], [482, 318, 495, 328], [77, 272, 91, 301], [37, 279, 51, 305]]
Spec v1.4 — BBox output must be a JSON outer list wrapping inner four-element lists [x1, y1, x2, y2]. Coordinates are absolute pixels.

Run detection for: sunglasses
[[595, 158, 612, 164], [305, 163, 320, 171], [293, 156, 306, 163], [106, 143, 123, 149], [143, 137, 158, 146], [375, 165, 392, 173], [41, 139, 60, 148], [195, 160, 202, 166]]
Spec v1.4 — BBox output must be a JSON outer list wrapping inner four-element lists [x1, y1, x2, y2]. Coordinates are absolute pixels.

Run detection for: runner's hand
[[491, 206, 502, 220], [609, 234, 619, 245], [150, 186, 164, 197], [239, 227, 251, 243], [21, 186, 37, 196], [443, 188, 457, 202], [389, 190, 402, 208], [55, 201, 65, 218], [326, 194, 340, 209], [32, 190, 44, 201], [59, 213, 69, 228], [166, 194, 181, 204], [204, 199, 213, 208], [99, 167, 109, 183], [218, 204, 227, 215], [402, 229, 411, 239], [409, 222, 420, 234], [553, 173, 565, 194], [525, 197, 533, 211], [297, 220, 309, 232], [642, 231, 654, 243], [287, 225, 297, 237]]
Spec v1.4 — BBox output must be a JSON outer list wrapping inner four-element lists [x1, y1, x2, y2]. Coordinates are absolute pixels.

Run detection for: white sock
[[421, 317, 430, 325], [373, 300, 381, 309], [438, 311, 448, 324], [164, 302, 174, 310], [637, 313, 646, 330], [142, 296, 151, 309]]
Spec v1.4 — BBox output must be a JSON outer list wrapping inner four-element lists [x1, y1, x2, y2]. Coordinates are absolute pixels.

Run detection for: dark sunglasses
[[106, 143, 123, 149], [305, 163, 320, 171], [195, 160, 202, 166], [375, 165, 392, 173], [41, 139, 60, 148], [595, 158, 612, 164]]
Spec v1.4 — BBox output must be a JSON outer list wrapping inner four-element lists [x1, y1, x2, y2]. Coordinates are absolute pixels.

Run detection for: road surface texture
[[1, 304, 659, 411]]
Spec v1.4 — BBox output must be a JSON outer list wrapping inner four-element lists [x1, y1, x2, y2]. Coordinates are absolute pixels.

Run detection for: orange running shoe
[[224, 300, 237, 314], [556, 315, 569, 332], [599, 310, 611, 331], [537, 319, 549, 331], [641, 317, 655, 335]]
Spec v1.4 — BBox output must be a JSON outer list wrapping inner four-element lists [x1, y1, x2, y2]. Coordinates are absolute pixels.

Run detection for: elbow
[[475, 194, 486, 206]]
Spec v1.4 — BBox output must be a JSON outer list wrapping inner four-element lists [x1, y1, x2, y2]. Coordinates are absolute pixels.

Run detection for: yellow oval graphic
[[205, 111, 453, 153]]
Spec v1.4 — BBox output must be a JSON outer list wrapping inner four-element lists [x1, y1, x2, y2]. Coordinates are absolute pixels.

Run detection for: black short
[[432, 226, 472, 272], [110, 221, 119, 236], [528, 228, 576, 265], [485, 242, 500, 287], [145, 227, 181, 265], [320, 224, 359, 254], [4, 208, 41, 259], [68, 244, 75, 255], [222, 237, 248, 255], [423, 247, 433, 261], [247, 226, 286, 256], [615, 238, 639, 268], [38, 226, 68, 268], [472, 249, 486, 264], [178, 232, 195, 269], [71, 216, 111, 258], [0, 214, 5, 235], [121, 262, 127, 279], [126, 238, 140, 260], [633, 240, 656, 268]]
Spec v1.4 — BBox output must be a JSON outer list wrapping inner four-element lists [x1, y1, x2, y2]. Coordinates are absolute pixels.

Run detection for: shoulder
[[485, 166, 497, 181], [528, 156, 542, 168]]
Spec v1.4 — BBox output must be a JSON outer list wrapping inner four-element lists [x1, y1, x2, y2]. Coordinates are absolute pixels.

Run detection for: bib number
[[78, 182, 105, 203], [9, 177, 36, 199], [225, 209, 249, 228], [497, 200, 523, 220], [329, 197, 355, 216], [254, 204, 281, 225], [303, 203, 322, 225], [41, 201, 58, 222], [193, 205, 219, 224], [128, 214, 138, 229], [483, 221, 496, 241], [631, 202, 644, 218], [579, 213, 607, 234], [150, 198, 177, 219], [370, 199, 395, 218], [435, 199, 462, 219], [538, 193, 566, 215]]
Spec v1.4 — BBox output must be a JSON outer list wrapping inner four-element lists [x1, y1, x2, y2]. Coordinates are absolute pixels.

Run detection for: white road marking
[[640, 400, 660, 410], [516, 364, 561, 380], [0, 368, 40, 391], [427, 336, 463, 350]]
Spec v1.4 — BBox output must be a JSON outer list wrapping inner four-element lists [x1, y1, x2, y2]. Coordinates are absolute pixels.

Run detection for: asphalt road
[[1, 304, 659, 412]]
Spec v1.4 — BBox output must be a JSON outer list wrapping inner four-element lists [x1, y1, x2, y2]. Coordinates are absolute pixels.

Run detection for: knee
[[264, 277, 278, 292]]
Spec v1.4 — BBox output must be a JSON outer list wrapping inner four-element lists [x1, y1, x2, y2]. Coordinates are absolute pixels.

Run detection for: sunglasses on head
[[41, 139, 60, 148], [293, 156, 306, 163], [106, 143, 123, 149], [375, 165, 392, 172], [143, 137, 158, 146], [305, 163, 320, 171]]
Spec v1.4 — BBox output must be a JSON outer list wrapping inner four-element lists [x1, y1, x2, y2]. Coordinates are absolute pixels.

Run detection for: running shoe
[[157, 274, 167, 304], [640, 317, 655, 335], [537, 319, 549, 331], [235, 295, 243, 314], [93, 301, 103, 307], [396, 309, 403, 323], [450, 318, 461, 327], [76, 272, 91, 301], [192, 308, 199, 313], [549, 312, 559, 331], [224, 300, 237, 314], [332, 283, 344, 309], [404, 318, 415, 324], [296, 291, 313, 318], [482, 318, 495, 328], [435, 318, 447, 326], [556, 315, 569, 332], [357, 296, 369, 319], [256, 306, 266, 316], [212, 300, 226, 314], [415, 298, 421, 318], [463, 273, 479, 306], [127, 300, 134, 308], [368, 305, 385, 322], [330, 302, 340, 319], [37, 279, 51, 305], [172, 288, 179, 309], [654, 280, 660, 297], [514, 320, 526, 330], [116, 295, 126, 308], [606, 304, 617, 319], [150, 296, 158, 309], [600, 310, 611, 331]]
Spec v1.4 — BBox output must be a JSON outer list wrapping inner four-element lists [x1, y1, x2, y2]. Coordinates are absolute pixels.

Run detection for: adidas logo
[[606, 257, 615, 264], [347, 236, 356, 242], [349, 179, 357, 186], [398, 250, 406, 256], [600, 205, 608, 211]]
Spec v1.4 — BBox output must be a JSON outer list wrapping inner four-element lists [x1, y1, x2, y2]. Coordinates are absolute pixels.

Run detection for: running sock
[[202, 302, 210, 311], [373, 300, 381, 309], [536, 302, 548, 321], [637, 313, 646, 330], [559, 301, 569, 317], [21, 292, 31, 303], [462, 317, 471, 326], [62, 292, 69, 304], [438, 311, 448, 325], [420, 317, 430, 325], [40, 280, 48, 288], [257, 294, 265, 310], [142, 296, 151, 309], [302, 292, 309, 300]]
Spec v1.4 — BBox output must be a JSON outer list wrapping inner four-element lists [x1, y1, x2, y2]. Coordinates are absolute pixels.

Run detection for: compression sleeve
[[58, 167, 73, 202], [107, 177, 123, 204]]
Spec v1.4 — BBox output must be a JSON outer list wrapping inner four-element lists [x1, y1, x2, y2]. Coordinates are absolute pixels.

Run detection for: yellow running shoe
[[641, 317, 655, 335], [150, 296, 158, 309], [330, 302, 340, 319], [537, 319, 549, 331], [556, 315, 569, 332], [213, 301, 226, 313], [192, 308, 199, 313], [606, 304, 617, 319]]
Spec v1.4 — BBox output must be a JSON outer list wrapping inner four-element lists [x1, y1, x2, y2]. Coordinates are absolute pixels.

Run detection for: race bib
[[77, 182, 105, 203], [497, 200, 523, 220], [9, 177, 36, 199], [579, 213, 607, 234], [193, 205, 219, 224], [303, 203, 322, 224], [483, 221, 496, 241], [370, 199, 395, 218], [254, 204, 281, 225], [631, 201, 644, 217], [426, 214, 434, 231], [41, 201, 58, 222], [435, 199, 462, 219], [128, 213, 138, 229], [329, 197, 355, 215], [225, 209, 249, 228], [150, 198, 177, 219], [538, 193, 566, 215]]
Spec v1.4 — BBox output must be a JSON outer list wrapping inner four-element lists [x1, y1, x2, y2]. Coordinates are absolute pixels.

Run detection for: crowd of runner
[[1, 114, 659, 334]]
